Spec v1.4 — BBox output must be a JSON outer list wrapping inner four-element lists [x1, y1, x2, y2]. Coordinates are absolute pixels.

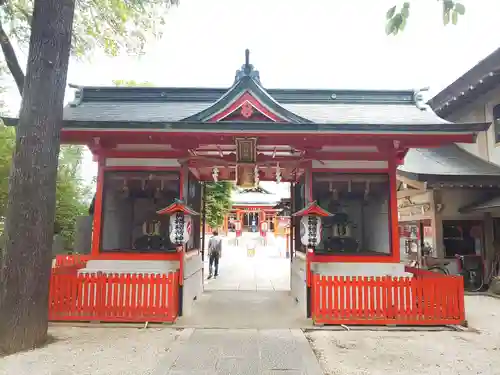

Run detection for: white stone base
[[78, 259, 180, 275], [312, 262, 412, 277], [182, 252, 203, 316]]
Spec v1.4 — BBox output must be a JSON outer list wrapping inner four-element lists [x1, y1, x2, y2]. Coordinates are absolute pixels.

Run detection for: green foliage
[[0, 125, 90, 248], [55, 146, 93, 247], [204, 182, 232, 229], [386, 1, 466, 35], [0, 125, 15, 218], [0, 0, 179, 56]]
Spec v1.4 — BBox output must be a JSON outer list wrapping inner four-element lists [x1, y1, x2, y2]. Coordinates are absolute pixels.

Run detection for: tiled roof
[[283, 103, 447, 125], [429, 47, 500, 117], [63, 102, 211, 123], [460, 195, 500, 213], [63, 98, 448, 125], [231, 190, 280, 206], [63, 50, 448, 126], [398, 144, 500, 183]]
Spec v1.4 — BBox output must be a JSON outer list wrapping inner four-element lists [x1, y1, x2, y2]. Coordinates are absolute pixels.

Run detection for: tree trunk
[[0, 0, 75, 355]]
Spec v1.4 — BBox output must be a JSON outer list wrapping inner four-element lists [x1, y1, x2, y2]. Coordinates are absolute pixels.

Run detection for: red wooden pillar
[[223, 214, 228, 235], [91, 158, 105, 257], [179, 164, 188, 201], [289, 181, 295, 260], [388, 154, 400, 263], [305, 162, 313, 203]]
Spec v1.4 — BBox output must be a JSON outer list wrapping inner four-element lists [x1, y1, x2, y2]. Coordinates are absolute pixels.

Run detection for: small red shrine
[[223, 185, 282, 235], [4, 50, 479, 325]]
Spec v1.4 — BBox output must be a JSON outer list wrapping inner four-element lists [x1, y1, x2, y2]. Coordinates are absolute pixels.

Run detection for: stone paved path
[[175, 290, 310, 328], [166, 238, 321, 373], [203, 236, 290, 292], [155, 328, 324, 375], [177, 236, 309, 328]]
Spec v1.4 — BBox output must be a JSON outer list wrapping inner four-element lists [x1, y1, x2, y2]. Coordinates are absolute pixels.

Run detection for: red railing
[[312, 271, 465, 326], [54, 254, 92, 267], [52, 254, 90, 276], [49, 272, 180, 323]]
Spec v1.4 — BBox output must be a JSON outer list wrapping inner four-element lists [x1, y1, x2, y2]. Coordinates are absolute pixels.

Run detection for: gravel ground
[[1, 296, 499, 375], [306, 295, 500, 375], [0, 326, 180, 375]]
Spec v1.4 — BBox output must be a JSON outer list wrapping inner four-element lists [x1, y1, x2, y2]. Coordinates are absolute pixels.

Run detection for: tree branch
[[15, 6, 33, 25], [0, 19, 25, 95]]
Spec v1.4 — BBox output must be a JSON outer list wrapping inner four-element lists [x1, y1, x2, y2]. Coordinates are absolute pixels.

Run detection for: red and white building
[[5, 50, 476, 325]]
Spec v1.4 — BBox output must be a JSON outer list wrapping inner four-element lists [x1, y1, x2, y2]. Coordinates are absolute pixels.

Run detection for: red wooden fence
[[49, 272, 180, 323], [54, 254, 92, 267], [312, 272, 465, 326], [52, 255, 90, 277]]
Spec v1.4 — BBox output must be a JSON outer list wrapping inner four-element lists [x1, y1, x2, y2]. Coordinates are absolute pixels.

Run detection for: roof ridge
[[67, 85, 420, 106], [180, 76, 312, 123]]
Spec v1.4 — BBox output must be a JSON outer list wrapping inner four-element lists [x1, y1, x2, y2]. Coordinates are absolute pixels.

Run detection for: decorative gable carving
[[180, 49, 312, 124], [208, 92, 286, 123]]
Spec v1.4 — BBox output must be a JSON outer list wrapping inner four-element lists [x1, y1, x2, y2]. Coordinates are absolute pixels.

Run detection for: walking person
[[207, 230, 222, 279]]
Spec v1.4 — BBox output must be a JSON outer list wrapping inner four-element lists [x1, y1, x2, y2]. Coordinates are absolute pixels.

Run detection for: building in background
[[397, 47, 500, 279], [224, 185, 281, 234]]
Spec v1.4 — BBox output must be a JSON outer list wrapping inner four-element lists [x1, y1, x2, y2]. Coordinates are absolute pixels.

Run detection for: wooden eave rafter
[[397, 188, 427, 199], [432, 70, 500, 117], [100, 142, 394, 161], [396, 174, 427, 190], [36, 125, 486, 150], [431, 182, 500, 189], [398, 202, 432, 214], [107, 173, 178, 182], [48, 120, 489, 134], [315, 174, 388, 183], [180, 153, 389, 166]]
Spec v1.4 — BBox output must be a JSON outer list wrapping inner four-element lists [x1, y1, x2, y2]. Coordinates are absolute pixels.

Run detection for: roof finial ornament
[[235, 48, 261, 84], [414, 87, 430, 111], [245, 49, 250, 69]]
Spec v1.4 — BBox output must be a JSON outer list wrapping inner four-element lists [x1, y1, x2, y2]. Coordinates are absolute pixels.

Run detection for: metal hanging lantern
[[212, 167, 219, 182], [157, 199, 200, 246], [275, 162, 282, 184], [292, 201, 333, 249]]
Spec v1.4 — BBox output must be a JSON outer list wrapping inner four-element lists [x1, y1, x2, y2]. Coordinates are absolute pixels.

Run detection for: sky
[[2, 0, 499, 190]]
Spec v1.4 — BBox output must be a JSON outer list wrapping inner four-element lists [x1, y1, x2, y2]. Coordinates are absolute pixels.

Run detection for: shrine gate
[[4, 50, 476, 325]]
